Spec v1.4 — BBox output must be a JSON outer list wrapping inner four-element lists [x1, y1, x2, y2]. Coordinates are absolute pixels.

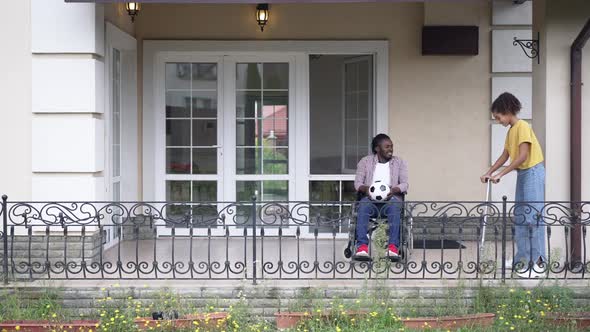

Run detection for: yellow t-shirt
[[504, 120, 544, 170]]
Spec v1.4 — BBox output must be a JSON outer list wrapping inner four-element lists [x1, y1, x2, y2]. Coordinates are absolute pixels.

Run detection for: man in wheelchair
[[352, 134, 409, 261]]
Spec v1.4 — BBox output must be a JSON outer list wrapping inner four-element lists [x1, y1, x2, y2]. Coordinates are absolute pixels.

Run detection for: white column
[[31, 0, 105, 201]]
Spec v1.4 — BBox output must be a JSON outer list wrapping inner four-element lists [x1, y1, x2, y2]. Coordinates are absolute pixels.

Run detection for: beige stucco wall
[[0, 0, 32, 200], [534, 0, 590, 202], [135, 2, 492, 201]]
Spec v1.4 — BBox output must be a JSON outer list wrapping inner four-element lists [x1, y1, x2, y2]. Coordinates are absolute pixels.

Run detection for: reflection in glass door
[[235, 63, 290, 203]]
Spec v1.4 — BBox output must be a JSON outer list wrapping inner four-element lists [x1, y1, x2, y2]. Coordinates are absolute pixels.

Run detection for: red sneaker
[[353, 244, 370, 260], [388, 244, 399, 258]]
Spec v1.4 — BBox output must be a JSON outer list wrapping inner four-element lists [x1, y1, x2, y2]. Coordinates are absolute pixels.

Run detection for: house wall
[[135, 2, 492, 201], [0, 1, 32, 201], [531, 0, 590, 263], [0, 1, 132, 202], [536, 0, 590, 204]]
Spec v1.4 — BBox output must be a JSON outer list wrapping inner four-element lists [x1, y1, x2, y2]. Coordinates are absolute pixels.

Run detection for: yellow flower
[[510, 327, 515, 330], [52, 313, 57, 318], [15, 327, 20, 331]]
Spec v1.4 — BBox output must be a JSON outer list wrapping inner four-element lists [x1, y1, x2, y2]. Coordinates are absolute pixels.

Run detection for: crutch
[[479, 180, 493, 257]]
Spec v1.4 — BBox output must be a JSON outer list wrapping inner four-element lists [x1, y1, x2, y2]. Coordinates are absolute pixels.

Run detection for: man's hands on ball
[[386, 186, 401, 200]]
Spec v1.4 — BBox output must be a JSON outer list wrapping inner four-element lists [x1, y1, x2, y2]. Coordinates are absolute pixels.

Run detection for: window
[[309, 55, 374, 175], [309, 54, 374, 219], [112, 49, 122, 200]]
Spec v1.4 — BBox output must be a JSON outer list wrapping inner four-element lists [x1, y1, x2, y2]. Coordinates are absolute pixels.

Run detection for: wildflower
[[509, 289, 515, 293], [510, 327, 515, 330], [15, 327, 20, 331]]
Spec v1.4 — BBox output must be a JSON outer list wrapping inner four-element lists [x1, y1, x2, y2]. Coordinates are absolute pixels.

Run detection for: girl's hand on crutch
[[480, 173, 501, 184], [480, 173, 492, 183], [489, 174, 502, 184]]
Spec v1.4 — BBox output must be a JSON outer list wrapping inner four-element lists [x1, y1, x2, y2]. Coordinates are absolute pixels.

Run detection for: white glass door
[[160, 58, 224, 236], [223, 55, 296, 236]]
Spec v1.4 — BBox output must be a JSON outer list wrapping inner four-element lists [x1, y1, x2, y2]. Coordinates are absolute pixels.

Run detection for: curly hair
[[491, 92, 522, 115], [371, 134, 391, 154]]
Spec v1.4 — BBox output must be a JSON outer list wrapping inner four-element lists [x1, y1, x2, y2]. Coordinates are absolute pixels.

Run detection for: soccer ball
[[369, 181, 390, 201]]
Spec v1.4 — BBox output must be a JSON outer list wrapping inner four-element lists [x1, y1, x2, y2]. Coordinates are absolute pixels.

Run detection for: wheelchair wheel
[[344, 247, 352, 259]]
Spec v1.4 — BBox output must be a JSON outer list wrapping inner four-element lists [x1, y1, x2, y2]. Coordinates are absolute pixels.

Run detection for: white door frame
[[104, 23, 138, 248], [143, 41, 389, 238]]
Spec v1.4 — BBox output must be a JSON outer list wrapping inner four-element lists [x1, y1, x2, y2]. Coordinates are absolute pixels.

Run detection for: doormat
[[412, 240, 466, 249]]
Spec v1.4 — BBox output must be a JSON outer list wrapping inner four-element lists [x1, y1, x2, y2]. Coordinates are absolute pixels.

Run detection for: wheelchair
[[343, 191, 412, 262]]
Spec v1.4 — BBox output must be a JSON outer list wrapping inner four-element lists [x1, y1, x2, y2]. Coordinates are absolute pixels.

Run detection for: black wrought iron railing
[[1, 195, 589, 284]]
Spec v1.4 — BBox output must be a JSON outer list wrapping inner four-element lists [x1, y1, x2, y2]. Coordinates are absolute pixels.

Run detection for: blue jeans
[[355, 196, 401, 247], [513, 163, 546, 264]]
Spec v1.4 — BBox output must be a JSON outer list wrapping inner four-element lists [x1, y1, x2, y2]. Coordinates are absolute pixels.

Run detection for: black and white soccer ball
[[369, 181, 390, 201]]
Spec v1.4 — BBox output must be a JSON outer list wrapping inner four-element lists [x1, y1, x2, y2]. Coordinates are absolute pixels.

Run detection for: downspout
[[570, 18, 590, 266]]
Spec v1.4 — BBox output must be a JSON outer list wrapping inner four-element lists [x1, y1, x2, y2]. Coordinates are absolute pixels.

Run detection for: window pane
[[191, 63, 217, 90], [310, 181, 339, 201], [263, 91, 288, 115], [236, 181, 261, 202], [112, 144, 121, 177], [112, 49, 121, 179], [192, 119, 216, 146], [192, 148, 216, 174], [263, 63, 289, 90], [166, 120, 191, 146], [166, 63, 191, 90], [236, 119, 261, 147], [237, 181, 288, 202], [262, 117, 288, 147], [236, 147, 261, 175], [166, 148, 190, 174], [263, 147, 288, 174], [192, 91, 217, 118], [342, 181, 356, 201], [166, 91, 191, 118], [113, 182, 121, 201], [166, 181, 191, 202], [192, 181, 217, 201], [262, 180, 288, 201], [236, 91, 262, 118], [166, 180, 191, 219], [236, 63, 262, 90], [310, 55, 373, 174]]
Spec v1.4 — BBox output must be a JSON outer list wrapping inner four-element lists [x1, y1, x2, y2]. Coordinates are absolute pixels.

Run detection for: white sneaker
[[516, 263, 546, 279]]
